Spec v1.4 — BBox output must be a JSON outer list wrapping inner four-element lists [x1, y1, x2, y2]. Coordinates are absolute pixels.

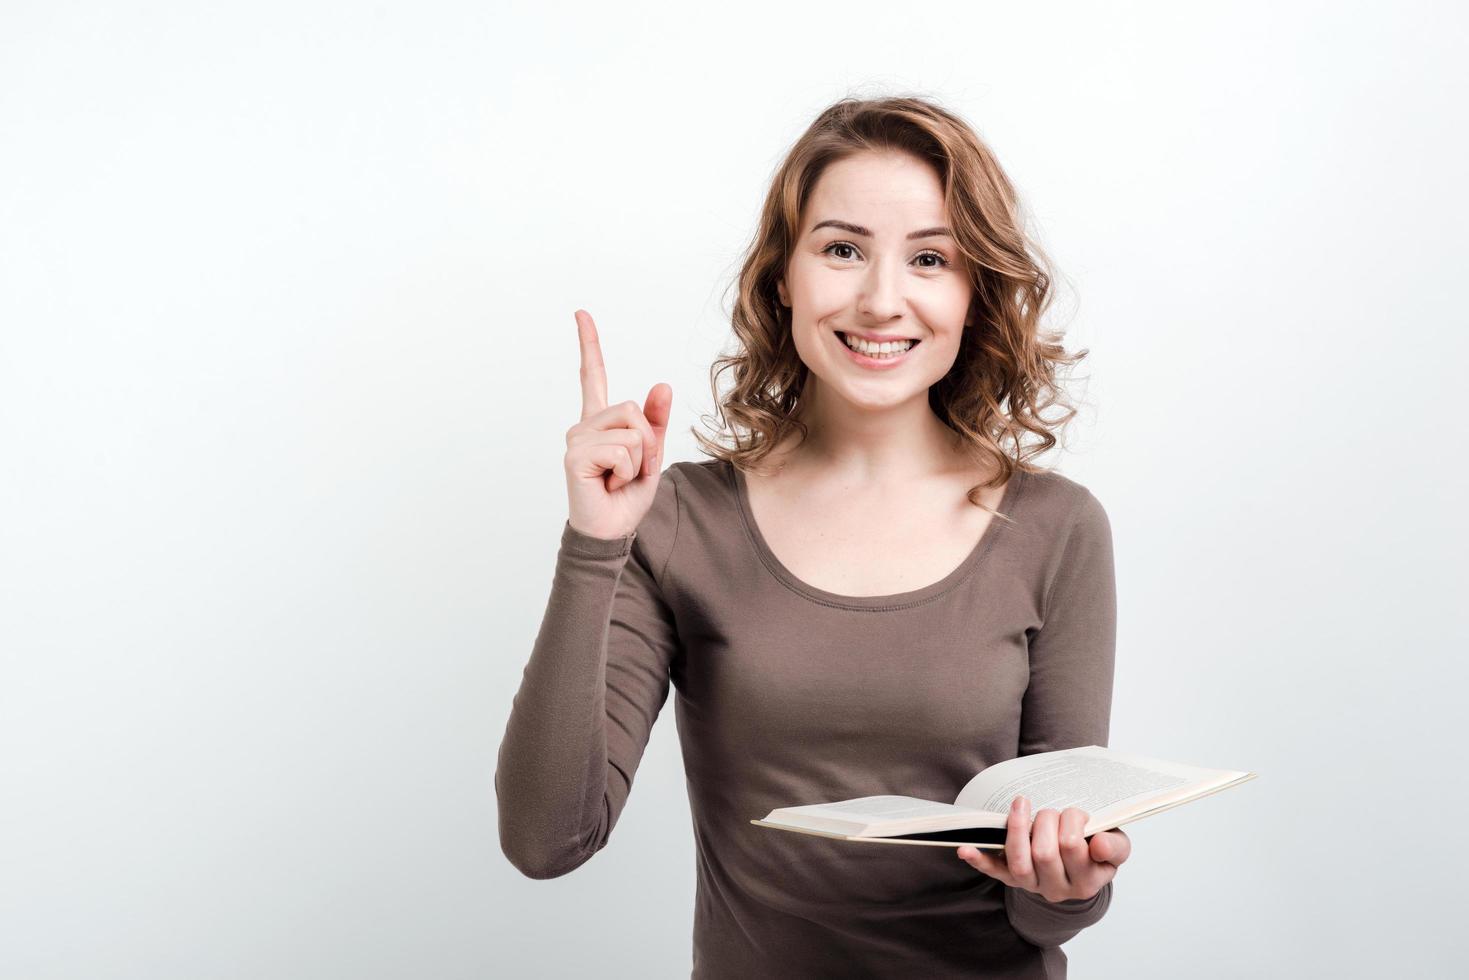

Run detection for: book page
[[777, 795, 982, 822], [953, 746, 1236, 818]]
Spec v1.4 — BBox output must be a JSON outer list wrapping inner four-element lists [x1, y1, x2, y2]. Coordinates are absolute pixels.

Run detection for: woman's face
[[777, 150, 974, 413]]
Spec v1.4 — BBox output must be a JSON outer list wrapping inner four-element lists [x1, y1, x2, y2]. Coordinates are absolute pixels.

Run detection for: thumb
[[644, 382, 672, 459]]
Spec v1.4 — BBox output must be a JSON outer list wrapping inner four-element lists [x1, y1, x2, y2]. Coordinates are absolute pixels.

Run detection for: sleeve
[[493, 469, 683, 879], [1004, 487, 1118, 947]]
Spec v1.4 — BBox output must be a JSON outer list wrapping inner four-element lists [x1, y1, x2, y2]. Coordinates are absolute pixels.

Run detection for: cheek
[[913, 284, 973, 324], [920, 333, 965, 382], [791, 273, 850, 318]]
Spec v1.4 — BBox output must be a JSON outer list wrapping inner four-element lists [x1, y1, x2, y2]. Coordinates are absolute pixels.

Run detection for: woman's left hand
[[956, 796, 1130, 903]]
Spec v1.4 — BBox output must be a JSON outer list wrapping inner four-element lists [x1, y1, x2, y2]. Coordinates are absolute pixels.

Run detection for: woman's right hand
[[563, 309, 672, 541]]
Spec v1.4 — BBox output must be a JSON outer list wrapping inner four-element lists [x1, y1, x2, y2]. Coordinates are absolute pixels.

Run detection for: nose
[[856, 256, 904, 323]]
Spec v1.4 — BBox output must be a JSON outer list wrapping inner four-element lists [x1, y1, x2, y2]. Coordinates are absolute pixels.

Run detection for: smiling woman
[[498, 95, 1122, 980], [694, 97, 1089, 509]]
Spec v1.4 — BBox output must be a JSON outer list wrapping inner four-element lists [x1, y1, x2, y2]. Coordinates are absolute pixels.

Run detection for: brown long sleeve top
[[495, 457, 1118, 979]]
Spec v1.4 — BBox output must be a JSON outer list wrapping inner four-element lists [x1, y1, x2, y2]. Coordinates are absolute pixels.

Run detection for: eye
[[820, 241, 952, 269]]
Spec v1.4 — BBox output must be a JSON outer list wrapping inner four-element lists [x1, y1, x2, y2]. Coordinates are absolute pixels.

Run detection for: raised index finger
[[575, 309, 609, 420]]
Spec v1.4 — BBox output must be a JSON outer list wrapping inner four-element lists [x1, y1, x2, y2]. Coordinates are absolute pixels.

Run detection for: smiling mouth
[[834, 331, 921, 352]]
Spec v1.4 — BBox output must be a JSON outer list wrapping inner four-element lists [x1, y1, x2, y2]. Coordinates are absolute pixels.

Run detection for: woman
[[497, 96, 1132, 979]]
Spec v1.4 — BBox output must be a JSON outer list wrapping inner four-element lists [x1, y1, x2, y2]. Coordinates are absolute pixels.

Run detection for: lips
[[835, 331, 921, 348], [832, 329, 920, 369]]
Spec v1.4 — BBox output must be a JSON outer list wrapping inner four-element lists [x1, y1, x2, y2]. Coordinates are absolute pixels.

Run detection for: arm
[[494, 470, 682, 879], [1005, 487, 1118, 947]]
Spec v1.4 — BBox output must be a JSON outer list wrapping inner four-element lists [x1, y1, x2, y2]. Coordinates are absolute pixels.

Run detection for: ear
[[776, 279, 789, 308]]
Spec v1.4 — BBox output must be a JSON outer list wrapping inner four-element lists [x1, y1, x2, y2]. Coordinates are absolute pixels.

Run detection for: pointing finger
[[576, 310, 608, 420]]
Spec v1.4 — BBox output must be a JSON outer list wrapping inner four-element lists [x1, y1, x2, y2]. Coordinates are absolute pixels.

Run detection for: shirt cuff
[[560, 519, 636, 559], [1004, 879, 1113, 947], [1029, 890, 1104, 911]]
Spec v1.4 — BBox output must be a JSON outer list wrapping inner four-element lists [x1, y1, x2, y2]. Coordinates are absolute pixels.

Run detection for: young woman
[[497, 96, 1131, 979]]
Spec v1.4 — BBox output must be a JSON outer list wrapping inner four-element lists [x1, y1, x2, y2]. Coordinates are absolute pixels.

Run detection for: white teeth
[[842, 333, 915, 357]]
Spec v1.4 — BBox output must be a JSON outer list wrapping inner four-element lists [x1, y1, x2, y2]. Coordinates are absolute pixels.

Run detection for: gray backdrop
[[3, 1, 1464, 977]]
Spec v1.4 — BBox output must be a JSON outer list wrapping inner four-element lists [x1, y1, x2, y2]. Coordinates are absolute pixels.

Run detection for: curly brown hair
[[690, 94, 1090, 511]]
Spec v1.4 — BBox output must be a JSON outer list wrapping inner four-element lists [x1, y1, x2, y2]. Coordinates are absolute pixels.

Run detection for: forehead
[[805, 151, 947, 230]]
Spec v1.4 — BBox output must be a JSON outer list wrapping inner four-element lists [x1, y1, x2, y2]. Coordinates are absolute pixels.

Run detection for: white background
[[3, 2, 1465, 977]]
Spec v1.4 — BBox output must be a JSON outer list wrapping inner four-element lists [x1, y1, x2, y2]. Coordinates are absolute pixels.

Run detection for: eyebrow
[[809, 219, 953, 240]]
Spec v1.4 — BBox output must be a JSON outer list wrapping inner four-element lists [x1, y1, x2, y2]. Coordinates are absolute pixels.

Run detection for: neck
[[782, 379, 965, 485]]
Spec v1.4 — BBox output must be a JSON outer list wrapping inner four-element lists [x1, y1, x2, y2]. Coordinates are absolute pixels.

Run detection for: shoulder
[[665, 457, 729, 490], [1017, 466, 1108, 528], [661, 458, 739, 513], [1014, 467, 1112, 559], [630, 459, 733, 571], [620, 465, 682, 579], [1015, 470, 1116, 616]]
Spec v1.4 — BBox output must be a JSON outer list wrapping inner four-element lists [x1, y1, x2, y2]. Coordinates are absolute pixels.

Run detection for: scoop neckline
[[727, 458, 1027, 611]]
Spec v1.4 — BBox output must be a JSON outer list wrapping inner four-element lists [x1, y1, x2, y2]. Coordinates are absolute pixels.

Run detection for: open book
[[751, 745, 1256, 850]]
